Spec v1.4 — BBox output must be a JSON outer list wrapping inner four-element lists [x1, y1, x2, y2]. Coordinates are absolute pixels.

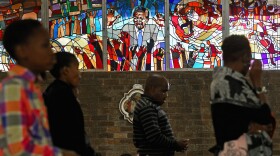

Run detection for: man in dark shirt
[[133, 74, 188, 156], [210, 35, 273, 155]]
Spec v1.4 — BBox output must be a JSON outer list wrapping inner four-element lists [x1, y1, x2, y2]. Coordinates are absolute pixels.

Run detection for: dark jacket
[[210, 103, 271, 153], [133, 95, 180, 156], [43, 80, 93, 156]]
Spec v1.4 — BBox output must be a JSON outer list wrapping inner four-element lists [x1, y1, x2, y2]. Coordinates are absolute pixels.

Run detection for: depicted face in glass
[[133, 11, 148, 30]]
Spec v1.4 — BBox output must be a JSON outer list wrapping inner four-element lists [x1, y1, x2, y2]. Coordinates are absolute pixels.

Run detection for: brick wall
[[1, 71, 280, 156]]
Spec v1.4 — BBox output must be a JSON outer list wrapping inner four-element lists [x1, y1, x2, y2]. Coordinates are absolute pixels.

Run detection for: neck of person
[[58, 76, 71, 86], [143, 92, 162, 106], [17, 62, 40, 77], [143, 91, 152, 98], [136, 26, 144, 31], [224, 62, 244, 75]]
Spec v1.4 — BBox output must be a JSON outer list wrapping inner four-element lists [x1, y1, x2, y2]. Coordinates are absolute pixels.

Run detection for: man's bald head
[[144, 74, 168, 93], [144, 75, 169, 105]]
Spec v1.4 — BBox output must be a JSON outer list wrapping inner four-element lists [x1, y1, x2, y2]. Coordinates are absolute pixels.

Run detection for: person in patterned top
[[209, 35, 274, 156], [0, 19, 78, 156]]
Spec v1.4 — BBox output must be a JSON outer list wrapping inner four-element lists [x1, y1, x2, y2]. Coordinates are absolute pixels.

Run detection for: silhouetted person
[[44, 52, 96, 156]]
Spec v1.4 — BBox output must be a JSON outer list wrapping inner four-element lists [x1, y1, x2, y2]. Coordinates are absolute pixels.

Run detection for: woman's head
[[222, 35, 252, 75], [3, 19, 54, 73], [50, 52, 80, 87]]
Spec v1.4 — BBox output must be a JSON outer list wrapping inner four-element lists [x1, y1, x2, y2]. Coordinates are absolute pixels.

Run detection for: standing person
[[43, 52, 96, 156], [54, 20, 59, 39], [73, 15, 81, 35], [133, 74, 189, 156], [0, 19, 77, 156], [209, 35, 274, 155], [58, 18, 65, 38], [65, 16, 72, 36], [81, 13, 87, 34], [108, 6, 159, 71], [206, 40, 221, 68]]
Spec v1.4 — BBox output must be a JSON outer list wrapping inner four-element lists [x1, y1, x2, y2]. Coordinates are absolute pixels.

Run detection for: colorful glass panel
[[2, 1, 280, 71], [106, 0, 165, 71], [49, 0, 103, 70], [169, 0, 223, 69], [229, 0, 280, 69], [0, 0, 41, 72]]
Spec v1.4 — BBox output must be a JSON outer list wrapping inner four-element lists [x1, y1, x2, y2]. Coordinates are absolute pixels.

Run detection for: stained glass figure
[[229, 0, 280, 69], [106, 0, 165, 71], [2, 0, 280, 71], [0, 0, 41, 72], [49, 0, 103, 70], [169, 0, 223, 69]]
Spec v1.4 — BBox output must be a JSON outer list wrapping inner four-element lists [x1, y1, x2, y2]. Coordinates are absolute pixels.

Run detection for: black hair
[[222, 35, 251, 63], [120, 154, 132, 156], [50, 52, 78, 79], [133, 6, 149, 19], [3, 19, 43, 60]]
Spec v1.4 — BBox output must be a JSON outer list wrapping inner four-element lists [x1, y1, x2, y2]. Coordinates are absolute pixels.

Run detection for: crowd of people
[[0, 19, 276, 156]]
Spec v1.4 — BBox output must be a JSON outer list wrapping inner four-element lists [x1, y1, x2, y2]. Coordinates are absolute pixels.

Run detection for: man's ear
[[61, 66, 69, 76], [15, 45, 28, 60]]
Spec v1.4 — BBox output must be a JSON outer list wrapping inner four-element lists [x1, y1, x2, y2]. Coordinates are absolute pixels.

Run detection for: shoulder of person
[[210, 77, 228, 87], [1, 76, 28, 89], [146, 24, 158, 30], [122, 24, 132, 30], [44, 80, 74, 96], [141, 98, 159, 109]]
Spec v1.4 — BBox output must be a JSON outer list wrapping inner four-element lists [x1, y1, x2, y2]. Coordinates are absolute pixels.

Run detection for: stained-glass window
[[49, 0, 103, 70], [229, 0, 280, 69], [169, 0, 223, 69], [106, 0, 165, 71], [0, 0, 41, 72], [2, 0, 280, 71]]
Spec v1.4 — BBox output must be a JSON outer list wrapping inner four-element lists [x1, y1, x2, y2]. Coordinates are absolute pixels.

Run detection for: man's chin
[[46, 63, 55, 71], [136, 26, 144, 29], [159, 101, 166, 105]]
